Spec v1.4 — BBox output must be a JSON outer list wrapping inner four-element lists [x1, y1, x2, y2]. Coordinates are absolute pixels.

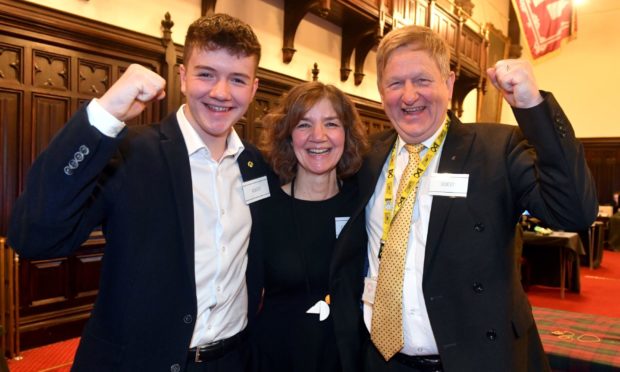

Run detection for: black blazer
[[8, 105, 271, 371], [349, 92, 598, 372]]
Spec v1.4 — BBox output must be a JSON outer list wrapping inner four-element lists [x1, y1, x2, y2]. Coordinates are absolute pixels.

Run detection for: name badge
[[362, 276, 377, 305], [428, 173, 469, 197], [242, 176, 270, 204], [335, 217, 349, 238]]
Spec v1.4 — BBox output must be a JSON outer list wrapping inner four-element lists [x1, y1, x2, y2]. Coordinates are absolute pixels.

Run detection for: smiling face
[[291, 98, 346, 179], [179, 47, 258, 149], [379, 46, 455, 144]]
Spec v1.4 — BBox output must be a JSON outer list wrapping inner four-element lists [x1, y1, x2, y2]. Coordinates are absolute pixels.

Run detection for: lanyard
[[379, 120, 450, 258]]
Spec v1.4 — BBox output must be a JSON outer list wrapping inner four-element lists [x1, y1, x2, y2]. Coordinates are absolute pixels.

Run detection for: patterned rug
[[7, 337, 78, 372]]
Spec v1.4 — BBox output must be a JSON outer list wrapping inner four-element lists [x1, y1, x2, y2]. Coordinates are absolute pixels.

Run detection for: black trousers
[[363, 340, 443, 372], [185, 339, 250, 372]]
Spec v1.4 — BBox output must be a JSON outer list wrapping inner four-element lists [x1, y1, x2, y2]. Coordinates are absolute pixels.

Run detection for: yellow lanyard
[[379, 120, 450, 257]]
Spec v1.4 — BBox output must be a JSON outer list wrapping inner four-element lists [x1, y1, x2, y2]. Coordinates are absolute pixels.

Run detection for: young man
[[349, 25, 598, 371], [9, 14, 269, 372]]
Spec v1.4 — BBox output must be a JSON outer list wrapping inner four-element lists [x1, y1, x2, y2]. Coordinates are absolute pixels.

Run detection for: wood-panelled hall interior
[[1, 0, 619, 370]]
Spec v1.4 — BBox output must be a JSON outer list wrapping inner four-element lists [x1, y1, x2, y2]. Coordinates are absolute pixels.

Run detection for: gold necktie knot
[[404, 143, 424, 156]]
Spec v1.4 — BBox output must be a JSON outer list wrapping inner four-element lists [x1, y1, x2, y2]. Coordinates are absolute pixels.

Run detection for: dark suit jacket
[[8, 105, 271, 372], [352, 92, 598, 372]]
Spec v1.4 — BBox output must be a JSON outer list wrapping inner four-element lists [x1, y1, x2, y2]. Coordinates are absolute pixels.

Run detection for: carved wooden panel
[[0, 90, 21, 235], [234, 119, 249, 140], [0, 43, 22, 85], [247, 92, 280, 143], [415, 1, 429, 26], [21, 258, 70, 308], [78, 59, 110, 96], [0, 0, 174, 351], [73, 253, 103, 299], [32, 94, 69, 156], [431, 12, 458, 51], [460, 27, 483, 69], [32, 51, 69, 91]]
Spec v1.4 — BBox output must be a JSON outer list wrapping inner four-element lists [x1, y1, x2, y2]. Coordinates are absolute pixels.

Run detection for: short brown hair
[[376, 25, 450, 87], [260, 82, 369, 183], [183, 13, 261, 68]]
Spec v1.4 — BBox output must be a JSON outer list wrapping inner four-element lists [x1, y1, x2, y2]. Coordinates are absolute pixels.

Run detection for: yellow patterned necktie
[[371, 143, 425, 361]]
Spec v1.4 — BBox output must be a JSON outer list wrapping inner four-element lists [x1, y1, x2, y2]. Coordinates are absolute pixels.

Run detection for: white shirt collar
[[395, 116, 449, 154], [176, 105, 245, 160]]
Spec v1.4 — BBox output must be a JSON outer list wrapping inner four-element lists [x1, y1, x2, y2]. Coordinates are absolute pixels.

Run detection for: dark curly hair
[[183, 13, 261, 67], [259, 82, 369, 184]]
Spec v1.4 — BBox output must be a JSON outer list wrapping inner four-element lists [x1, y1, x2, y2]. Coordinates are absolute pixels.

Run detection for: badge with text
[[242, 176, 270, 204], [362, 276, 377, 305], [335, 217, 349, 238], [428, 173, 469, 197]]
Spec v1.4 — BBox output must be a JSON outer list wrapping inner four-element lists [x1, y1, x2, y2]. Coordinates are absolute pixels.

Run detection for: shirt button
[[474, 223, 485, 232], [417, 347, 424, 353], [216, 286, 221, 292], [221, 209, 225, 215], [221, 246, 226, 252], [170, 364, 180, 372], [183, 314, 193, 324], [408, 309, 415, 316], [207, 324, 212, 330]]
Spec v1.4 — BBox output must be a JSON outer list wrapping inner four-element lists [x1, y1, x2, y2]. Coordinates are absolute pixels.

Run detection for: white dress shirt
[[364, 123, 446, 356], [87, 100, 251, 347]]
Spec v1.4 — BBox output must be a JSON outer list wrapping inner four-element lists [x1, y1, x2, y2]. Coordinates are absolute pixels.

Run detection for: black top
[[249, 179, 358, 372]]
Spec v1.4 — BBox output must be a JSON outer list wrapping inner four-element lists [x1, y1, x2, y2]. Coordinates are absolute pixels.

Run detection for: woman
[[248, 81, 369, 372]]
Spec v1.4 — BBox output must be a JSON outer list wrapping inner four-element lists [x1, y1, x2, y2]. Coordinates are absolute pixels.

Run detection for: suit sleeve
[[510, 91, 598, 230], [8, 104, 124, 258]]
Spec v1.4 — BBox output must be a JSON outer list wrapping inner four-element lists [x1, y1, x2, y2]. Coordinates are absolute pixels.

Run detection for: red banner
[[512, 0, 577, 59]]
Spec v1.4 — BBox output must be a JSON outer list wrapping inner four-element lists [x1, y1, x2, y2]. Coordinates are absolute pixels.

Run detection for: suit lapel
[[329, 132, 394, 279], [424, 112, 475, 273], [237, 146, 267, 182], [353, 131, 397, 219], [159, 115, 196, 281]]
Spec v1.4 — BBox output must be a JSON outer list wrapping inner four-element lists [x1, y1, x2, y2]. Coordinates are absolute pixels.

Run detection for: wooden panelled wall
[[0, 0, 390, 354], [0, 0, 617, 356], [581, 138, 620, 207]]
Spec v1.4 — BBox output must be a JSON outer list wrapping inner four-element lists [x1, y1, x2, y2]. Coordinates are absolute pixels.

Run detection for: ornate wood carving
[[0, 0, 390, 353], [282, 0, 319, 63], [311, 62, 320, 81], [0, 0, 177, 353], [283, 0, 486, 95], [0, 44, 21, 84], [32, 51, 69, 91], [78, 60, 110, 95]]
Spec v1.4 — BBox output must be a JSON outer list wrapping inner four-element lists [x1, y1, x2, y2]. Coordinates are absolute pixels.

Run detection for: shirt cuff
[[86, 98, 126, 137]]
